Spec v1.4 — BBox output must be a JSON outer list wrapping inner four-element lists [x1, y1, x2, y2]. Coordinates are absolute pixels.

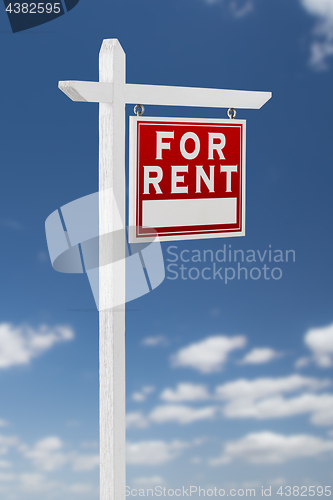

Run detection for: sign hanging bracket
[[134, 104, 145, 116]]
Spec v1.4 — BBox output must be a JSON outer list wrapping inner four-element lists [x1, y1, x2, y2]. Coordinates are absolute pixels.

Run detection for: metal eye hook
[[227, 108, 236, 119], [134, 104, 145, 116]]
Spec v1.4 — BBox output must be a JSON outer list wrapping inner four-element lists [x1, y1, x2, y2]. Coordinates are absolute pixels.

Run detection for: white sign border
[[129, 116, 246, 243]]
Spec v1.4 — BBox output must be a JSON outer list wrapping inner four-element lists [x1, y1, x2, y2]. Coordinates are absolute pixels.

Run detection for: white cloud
[[299, 0, 333, 69], [0, 471, 97, 496], [131, 375, 332, 428], [229, 0, 254, 18], [80, 441, 99, 450], [12, 473, 96, 496], [215, 374, 333, 425], [127, 440, 189, 465], [0, 432, 100, 497], [149, 404, 216, 425], [222, 393, 333, 425], [295, 356, 311, 369], [210, 431, 333, 465], [203, 0, 254, 17], [19, 473, 59, 493], [23, 437, 69, 472], [310, 401, 333, 426], [171, 335, 246, 373], [127, 412, 150, 429], [72, 454, 99, 471], [304, 323, 333, 367], [127, 374, 333, 428], [0, 471, 15, 481], [270, 478, 287, 486], [160, 383, 210, 402], [132, 386, 155, 402], [239, 347, 281, 365], [309, 36, 333, 70], [300, 0, 333, 19], [23, 436, 99, 472], [0, 460, 11, 469], [133, 476, 165, 486], [0, 323, 74, 369], [0, 434, 20, 455], [127, 397, 215, 427], [215, 374, 327, 401], [68, 483, 95, 494], [141, 335, 168, 347]]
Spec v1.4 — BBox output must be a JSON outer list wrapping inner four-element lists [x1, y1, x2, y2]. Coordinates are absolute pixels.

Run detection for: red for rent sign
[[129, 117, 246, 242]]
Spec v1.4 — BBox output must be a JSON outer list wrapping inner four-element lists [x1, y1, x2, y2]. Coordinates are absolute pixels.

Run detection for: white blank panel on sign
[[142, 198, 237, 228]]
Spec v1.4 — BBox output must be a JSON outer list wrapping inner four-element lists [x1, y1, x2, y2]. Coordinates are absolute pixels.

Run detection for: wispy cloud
[[18, 473, 60, 493], [22, 436, 99, 472], [215, 374, 326, 400], [149, 404, 217, 425], [215, 374, 333, 425], [0, 431, 99, 497], [160, 383, 210, 402], [223, 393, 333, 425], [300, 0, 333, 22], [299, 322, 333, 367], [141, 335, 169, 347], [127, 403, 216, 428], [71, 454, 100, 472], [0, 434, 20, 455], [23, 437, 68, 472], [0, 459, 12, 468], [229, 0, 254, 18], [203, 0, 254, 18], [131, 385, 155, 402], [239, 347, 282, 365], [127, 412, 150, 429], [0, 323, 74, 369], [201, 0, 333, 69], [68, 483, 96, 494], [126, 439, 190, 465], [128, 374, 333, 428], [132, 476, 165, 487], [0, 432, 100, 477], [210, 431, 333, 465], [171, 335, 247, 373], [0, 472, 97, 496], [299, 0, 333, 69]]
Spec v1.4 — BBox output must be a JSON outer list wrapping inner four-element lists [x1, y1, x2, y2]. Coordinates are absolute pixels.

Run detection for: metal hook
[[227, 108, 236, 119], [134, 104, 145, 116]]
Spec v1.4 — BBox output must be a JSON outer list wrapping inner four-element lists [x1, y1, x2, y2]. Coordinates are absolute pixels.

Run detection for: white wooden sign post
[[58, 38, 271, 500]]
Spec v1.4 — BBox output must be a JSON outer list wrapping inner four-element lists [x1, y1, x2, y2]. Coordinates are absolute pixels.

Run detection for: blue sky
[[1, 0, 333, 498]]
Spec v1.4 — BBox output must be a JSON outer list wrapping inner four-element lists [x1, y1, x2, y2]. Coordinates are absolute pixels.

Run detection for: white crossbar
[[59, 80, 271, 109]]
